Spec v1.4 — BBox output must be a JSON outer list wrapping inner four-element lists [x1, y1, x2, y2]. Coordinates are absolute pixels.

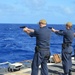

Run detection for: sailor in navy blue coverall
[[52, 22, 74, 75], [23, 19, 52, 75]]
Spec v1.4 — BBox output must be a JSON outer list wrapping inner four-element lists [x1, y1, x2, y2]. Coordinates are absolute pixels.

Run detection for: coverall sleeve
[[29, 29, 37, 37], [55, 30, 65, 36]]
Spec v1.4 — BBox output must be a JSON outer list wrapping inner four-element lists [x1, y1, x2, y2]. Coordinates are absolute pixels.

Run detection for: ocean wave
[[3, 37, 15, 41], [0, 24, 75, 63]]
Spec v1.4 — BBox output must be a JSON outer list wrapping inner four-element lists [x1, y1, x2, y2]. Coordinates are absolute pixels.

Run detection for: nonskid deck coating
[[2, 60, 75, 75]]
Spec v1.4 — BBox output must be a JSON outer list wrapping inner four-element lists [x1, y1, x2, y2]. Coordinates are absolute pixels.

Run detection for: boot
[[69, 70, 72, 75], [64, 73, 69, 75]]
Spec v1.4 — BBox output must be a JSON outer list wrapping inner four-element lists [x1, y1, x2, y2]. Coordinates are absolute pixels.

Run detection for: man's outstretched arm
[[51, 28, 59, 32], [23, 27, 34, 34], [51, 28, 65, 35]]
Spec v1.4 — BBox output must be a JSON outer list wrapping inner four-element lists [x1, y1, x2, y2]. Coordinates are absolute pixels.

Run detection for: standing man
[[52, 22, 74, 75], [23, 19, 52, 75]]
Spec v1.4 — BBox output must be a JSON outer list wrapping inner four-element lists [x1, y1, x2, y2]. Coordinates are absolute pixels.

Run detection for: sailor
[[23, 19, 52, 75], [52, 22, 74, 75]]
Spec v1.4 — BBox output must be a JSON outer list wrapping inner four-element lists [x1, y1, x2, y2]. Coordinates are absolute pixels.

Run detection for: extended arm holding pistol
[[23, 27, 34, 34], [20, 26, 34, 34]]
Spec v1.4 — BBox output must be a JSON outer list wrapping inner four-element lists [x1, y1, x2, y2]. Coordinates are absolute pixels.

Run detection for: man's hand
[[74, 33, 75, 37], [23, 27, 34, 34], [23, 27, 29, 32], [51, 28, 59, 32]]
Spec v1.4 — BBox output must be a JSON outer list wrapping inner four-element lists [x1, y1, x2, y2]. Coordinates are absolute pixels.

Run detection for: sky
[[0, 0, 75, 24]]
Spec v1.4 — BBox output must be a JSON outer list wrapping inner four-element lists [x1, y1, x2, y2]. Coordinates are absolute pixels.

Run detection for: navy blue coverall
[[55, 29, 74, 74], [29, 26, 51, 75]]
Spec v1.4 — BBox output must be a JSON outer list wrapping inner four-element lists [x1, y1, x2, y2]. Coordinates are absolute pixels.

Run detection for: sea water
[[0, 24, 75, 63]]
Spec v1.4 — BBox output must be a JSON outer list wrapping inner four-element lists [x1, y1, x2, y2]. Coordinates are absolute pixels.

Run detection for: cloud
[[45, 5, 73, 16], [0, 1, 27, 16], [0, 3, 14, 12], [63, 7, 72, 14], [21, 0, 47, 11], [72, 0, 75, 4], [20, 0, 74, 17], [0, 0, 75, 23], [2, 0, 72, 16]]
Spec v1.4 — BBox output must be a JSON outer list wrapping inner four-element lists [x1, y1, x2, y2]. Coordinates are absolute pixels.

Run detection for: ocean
[[0, 24, 75, 63]]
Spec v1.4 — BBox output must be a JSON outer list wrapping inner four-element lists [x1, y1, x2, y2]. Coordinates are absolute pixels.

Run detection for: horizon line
[[0, 23, 75, 25]]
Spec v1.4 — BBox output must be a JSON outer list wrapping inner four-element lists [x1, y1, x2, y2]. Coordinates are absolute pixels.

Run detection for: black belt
[[64, 43, 72, 46], [64, 42, 72, 44], [62, 43, 72, 49], [35, 46, 49, 52]]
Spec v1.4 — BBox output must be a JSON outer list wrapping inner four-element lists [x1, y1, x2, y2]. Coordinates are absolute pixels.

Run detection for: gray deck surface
[[0, 60, 75, 75]]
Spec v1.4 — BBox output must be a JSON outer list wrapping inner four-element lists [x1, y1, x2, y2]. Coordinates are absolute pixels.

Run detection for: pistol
[[20, 26, 26, 29], [59, 30, 63, 32], [48, 27, 52, 29]]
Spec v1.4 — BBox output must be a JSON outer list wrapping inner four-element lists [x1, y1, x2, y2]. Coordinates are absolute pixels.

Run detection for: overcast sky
[[0, 0, 75, 24]]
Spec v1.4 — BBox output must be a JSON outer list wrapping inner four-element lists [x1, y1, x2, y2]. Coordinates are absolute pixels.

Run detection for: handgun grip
[[48, 27, 52, 29], [59, 30, 63, 32], [20, 26, 26, 28]]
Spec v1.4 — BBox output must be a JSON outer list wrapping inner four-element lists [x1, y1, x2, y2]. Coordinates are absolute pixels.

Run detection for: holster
[[35, 46, 50, 60], [62, 43, 71, 49], [44, 54, 50, 60], [35, 46, 39, 52], [62, 43, 66, 49]]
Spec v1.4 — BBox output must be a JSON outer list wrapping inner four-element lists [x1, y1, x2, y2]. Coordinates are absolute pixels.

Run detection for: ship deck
[[1, 58, 75, 75]]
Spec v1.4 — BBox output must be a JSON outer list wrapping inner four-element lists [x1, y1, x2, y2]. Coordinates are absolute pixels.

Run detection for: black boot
[[69, 70, 72, 75], [64, 73, 69, 75]]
